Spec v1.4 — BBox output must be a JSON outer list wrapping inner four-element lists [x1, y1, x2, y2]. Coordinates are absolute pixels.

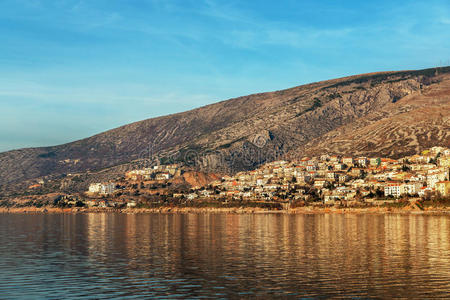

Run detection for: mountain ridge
[[1, 66, 449, 187]]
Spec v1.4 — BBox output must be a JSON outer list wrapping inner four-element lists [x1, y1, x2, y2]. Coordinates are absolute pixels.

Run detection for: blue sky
[[1, 0, 449, 152]]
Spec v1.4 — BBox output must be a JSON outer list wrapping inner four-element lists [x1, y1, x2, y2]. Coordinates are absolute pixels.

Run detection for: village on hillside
[[81, 146, 450, 209]]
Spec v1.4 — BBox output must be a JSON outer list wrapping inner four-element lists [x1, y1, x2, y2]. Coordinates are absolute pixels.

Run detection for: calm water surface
[[0, 213, 449, 298]]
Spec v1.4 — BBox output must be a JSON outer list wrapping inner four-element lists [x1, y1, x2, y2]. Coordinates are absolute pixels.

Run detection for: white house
[[88, 183, 116, 195], [384, 182, 422, 197], [384, 184, 401, 197], [342, 157, 354, 166], [357, 157, 368, 167], [400, 183, 422, 196]]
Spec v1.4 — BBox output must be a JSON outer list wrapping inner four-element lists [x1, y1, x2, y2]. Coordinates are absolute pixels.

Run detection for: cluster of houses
[[87, 147, 450, 205], [87, 164, 181, 196], [124, 164, 180, 181], [189, 146, 450, 203]]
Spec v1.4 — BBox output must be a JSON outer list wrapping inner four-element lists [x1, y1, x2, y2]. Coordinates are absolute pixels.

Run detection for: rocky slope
[[0, 67, 449, 187], [288, 71, 450, 159]]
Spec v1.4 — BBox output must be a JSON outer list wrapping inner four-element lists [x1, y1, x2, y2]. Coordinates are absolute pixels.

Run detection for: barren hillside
[[289, 73, 450, 159], [0, 66, 449, 187]]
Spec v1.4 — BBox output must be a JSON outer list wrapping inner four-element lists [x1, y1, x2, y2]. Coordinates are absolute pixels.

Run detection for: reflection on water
[[0, 213, 449, 298]]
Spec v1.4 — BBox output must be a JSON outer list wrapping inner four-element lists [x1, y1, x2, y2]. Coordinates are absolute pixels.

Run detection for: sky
[[1, 0, 449, 152]]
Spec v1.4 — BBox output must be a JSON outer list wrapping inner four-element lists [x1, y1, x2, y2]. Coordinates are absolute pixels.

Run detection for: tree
[[375, 188, 384, 198], [367, 191, 375, 198], [75, 200, 85, 207]]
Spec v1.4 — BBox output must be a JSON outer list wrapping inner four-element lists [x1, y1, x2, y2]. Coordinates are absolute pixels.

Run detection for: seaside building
[[88, 183, 116, 195]]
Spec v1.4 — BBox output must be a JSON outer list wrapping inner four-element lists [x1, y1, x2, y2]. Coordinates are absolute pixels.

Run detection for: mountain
[[1, 66, 449, 188]]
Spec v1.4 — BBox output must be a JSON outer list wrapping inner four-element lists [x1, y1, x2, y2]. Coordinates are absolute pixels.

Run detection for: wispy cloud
[[0, 0, 449, 151]]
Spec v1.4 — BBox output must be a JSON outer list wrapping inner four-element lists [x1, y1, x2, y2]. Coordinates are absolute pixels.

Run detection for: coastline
[[1, 206, 449, 215]]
